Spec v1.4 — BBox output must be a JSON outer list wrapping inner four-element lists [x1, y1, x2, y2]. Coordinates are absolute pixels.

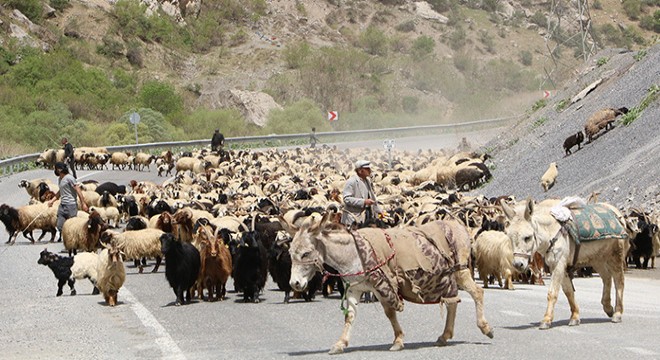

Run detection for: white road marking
[[122, 287, 186, 360], [500, 310, 526, 317], [625, 347, 657, 356]]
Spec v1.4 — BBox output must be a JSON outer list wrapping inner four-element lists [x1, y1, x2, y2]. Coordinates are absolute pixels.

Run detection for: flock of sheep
[[3, 136, 659, 309]]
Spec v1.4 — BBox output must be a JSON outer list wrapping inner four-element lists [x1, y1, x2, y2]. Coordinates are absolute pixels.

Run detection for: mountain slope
[[478, 44, 660, 209]]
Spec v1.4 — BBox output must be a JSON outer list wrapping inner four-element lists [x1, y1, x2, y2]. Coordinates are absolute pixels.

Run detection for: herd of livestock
[[1, 142, 658, 310]]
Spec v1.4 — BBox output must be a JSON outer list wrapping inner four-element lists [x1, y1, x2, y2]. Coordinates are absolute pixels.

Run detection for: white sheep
[[18, 179, 59, 201], [473, 230, 518, 290], [71, 252, 101, 295], [540, 162, 558, 192], [62, 210, 107, 256], [134, 152, 155, 171], [101, 228, 164, 273], [89, 206, 121, 228], [175, 157, 197, 172], [110, 152, 131, 170], [96, 243, 126, 306]]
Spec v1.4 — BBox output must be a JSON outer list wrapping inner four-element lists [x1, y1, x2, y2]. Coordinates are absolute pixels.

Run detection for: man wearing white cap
[[341, 159, 383, 229]]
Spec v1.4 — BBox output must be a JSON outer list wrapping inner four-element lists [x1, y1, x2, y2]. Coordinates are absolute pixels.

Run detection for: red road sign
[[328, 111, 338, 121]]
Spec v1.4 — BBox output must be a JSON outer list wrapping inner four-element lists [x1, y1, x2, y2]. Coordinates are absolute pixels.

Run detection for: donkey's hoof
[[329, 344, 345, 355], [485, 330, 494, 339], [436, 337, 448, 347], [389, 342, 404, 351], [611, 314, 622, 323], [568, 319, 580, 326], [539, 322, 551, 330]]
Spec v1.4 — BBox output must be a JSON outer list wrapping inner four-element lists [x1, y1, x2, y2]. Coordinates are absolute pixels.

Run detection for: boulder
[[414, 2, 448, 24]]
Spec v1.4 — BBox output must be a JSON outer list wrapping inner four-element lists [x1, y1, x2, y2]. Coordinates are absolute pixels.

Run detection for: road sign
[[328, 111, 338, 122], [383, 139, 395, 150], [129, 112, 141, 124]]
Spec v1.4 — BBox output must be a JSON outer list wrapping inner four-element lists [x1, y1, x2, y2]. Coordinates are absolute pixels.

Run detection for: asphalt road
[[1, 133, 659, 360]]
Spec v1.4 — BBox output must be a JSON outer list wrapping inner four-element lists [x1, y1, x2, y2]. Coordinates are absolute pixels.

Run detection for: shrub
[[596, 57, 608, 66], [639, 11, 660, 33], [282, 41, 311, 69], [139, 81, 184, 116], [622, 0, 642, 20], [126, 43, 143, 67], [555, 99, 569, 112], [479, 30, 496, 53], [532, 116, 548, 128], [427, 0, 455, 12], [97, 36, 125, 59], [520, 50, 533, 66], [531, 99, 547, 112], [50, 0, 70, 11], [175, 108, 246, 139], [411, 35, 435, 60], [593, 0, 603, 9], [359, 26, 389, 56], [230, 28, 249, 47], [1, 0, 43, 22], [530, 11, 548, 28], [449, 26, 467, 50], [264, 99, 326, 134], [402, 96, 419, 114], [395, 20, 416, 33]]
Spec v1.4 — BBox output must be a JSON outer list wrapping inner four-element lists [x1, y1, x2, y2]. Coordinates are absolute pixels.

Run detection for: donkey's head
[[502, 198, 538, 272]]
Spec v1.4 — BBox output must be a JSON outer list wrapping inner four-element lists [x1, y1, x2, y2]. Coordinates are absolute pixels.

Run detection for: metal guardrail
[[0, 115, 521, 177]]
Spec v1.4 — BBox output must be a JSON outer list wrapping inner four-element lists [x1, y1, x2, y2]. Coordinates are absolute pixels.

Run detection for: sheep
[[584, 107, 629, 143], [134, 152, 156, 171], [19, 179, 58, 201], [175, 157, 197, 172], [540, 162, 558, 192], [97, 191, 118, 208], [125, 215, 149, 231], [473, 230, 518, 290], [38, 249, 103, 296], [96, 242, 126, 306], [89, 206, 121, 228], [37, 248, 76, 297], [160, 233, 201, 306], [110, 152, 131, 170], [62, 210, 107, 256], [100, 228, 164, 273], [0, 203, 57, 244], [563, 131, 584, 156], [194, 223, 232, 301], [71, 251, 101, 292], [36, 149, 65, 168], [158, 163, 175, 177]]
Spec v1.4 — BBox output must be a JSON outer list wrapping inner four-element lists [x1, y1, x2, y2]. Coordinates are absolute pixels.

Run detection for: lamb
[[62, 210, 107, 256], [89, 206, 121, 228], [540, 162, 558, 192], [160, 233, 201, 306], [0, 203, 57, 244], [473, 230, 518, 290], [584, 107, 628, 143], [96, 242, 126, 306], [37, 248, 76, 297], [563, 131, 584, 155], [38, 249, 101, 296], [100, 228, 164, 273]]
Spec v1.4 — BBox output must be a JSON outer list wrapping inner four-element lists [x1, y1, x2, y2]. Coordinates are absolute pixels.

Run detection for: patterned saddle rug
[[566, 204, 628, 244], [352, 221, 461, 312]]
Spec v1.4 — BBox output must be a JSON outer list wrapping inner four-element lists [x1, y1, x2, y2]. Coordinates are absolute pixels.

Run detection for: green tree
[[411, 35, 435, 60], [139, 81, 183, 116]]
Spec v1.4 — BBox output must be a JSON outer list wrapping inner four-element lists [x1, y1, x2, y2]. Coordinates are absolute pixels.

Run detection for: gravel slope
[[476, 44, 660, 210]]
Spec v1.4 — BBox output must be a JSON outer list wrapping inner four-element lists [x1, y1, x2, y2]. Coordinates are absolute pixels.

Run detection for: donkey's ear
[[501, 200, 516, 220], [524, 197, 535, 221]]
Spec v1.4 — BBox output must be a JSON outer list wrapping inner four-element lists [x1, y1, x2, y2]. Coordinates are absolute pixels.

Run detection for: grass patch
[[555, 98, 569, 112], [531, 116, 548, 128], [619, 84, 659, 125]]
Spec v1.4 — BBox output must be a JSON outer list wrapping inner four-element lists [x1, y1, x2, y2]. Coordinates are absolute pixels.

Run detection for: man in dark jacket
[[211, 129, 225, 153], [61, 137, 77, 179]]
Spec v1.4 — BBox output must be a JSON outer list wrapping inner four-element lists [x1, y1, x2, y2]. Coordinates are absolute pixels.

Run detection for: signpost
[[327, 111, 338, 122], [383, 139, 395, 169], [129, 112, 140, 145]]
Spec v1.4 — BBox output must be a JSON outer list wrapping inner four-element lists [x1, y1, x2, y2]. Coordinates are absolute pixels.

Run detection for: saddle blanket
[[567, 204, 628, 244], [352, 221, 460, 312]]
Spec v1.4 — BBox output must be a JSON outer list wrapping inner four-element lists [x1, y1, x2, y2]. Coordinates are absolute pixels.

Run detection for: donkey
[[284, 213, 493, 354], [502, 198, 632, 330]]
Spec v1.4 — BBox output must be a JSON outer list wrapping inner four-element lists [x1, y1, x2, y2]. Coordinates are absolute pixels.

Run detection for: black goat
[[95, 182, 127, 196], [233, 229, 268, 303], [160, 233, 201, 306], [563, 131, 584, 156], [37, 249, 76, 297], [268, 233, 322, 303], [629, 213, 659, 269]]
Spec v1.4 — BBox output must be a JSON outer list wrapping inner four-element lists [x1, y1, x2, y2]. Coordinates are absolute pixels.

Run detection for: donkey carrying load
[[285, 213, 493, 354], [503, 197, 633, 330]]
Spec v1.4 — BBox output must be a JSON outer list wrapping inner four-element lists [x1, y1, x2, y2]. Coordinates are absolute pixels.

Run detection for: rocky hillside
[[478, 44, 659, 210]]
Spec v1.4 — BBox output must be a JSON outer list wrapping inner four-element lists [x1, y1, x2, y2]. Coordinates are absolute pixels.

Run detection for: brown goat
[[584, 107, 628, 143], [194, 224, 232, 301]]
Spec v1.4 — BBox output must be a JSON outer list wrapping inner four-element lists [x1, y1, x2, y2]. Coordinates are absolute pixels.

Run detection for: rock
[[44, 3, 57, 18], [9, 23, 48, 51], [200, 89, 282, 127], [414, 1, 448, 24]]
